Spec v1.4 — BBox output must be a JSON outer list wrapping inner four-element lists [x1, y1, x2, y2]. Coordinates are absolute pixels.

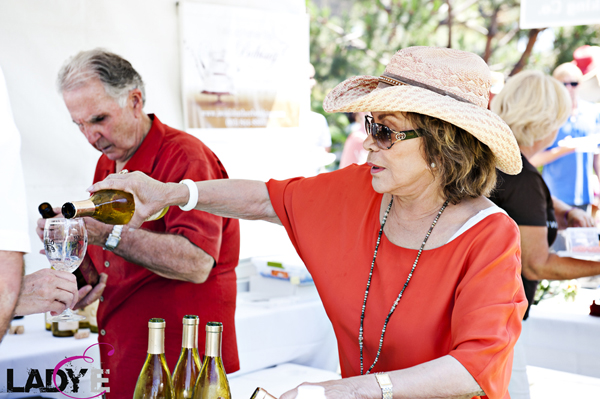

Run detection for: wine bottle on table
[[61, 189, 168, 225], [45, 312, 52, 331], [51, 320, 78, 337], [192, 322, 231, 399], [133, 318, 174, 399], [173, 315, 201, 399]]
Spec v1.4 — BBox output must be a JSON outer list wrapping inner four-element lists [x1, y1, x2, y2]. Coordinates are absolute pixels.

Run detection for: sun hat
[[323, 46, 522, 175]]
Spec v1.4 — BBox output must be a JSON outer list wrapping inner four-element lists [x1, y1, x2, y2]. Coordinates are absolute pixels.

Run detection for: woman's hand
[[88, 171, 187, 229], [566, 207, 595, 227]]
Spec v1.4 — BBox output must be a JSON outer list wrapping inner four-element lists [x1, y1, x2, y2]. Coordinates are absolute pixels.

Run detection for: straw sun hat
[[323, 46, 522, 175]]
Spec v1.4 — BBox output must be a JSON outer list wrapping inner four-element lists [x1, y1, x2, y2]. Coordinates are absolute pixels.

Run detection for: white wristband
[[179, 179, 198, 211]]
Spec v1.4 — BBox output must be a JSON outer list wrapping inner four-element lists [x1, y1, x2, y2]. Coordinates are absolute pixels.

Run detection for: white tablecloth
[[523, 287, 600, 378], [0, 289, 338, 397]]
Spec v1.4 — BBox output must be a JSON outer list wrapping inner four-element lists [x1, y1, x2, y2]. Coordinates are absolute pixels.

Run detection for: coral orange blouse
[[266, 164, 526, 399]]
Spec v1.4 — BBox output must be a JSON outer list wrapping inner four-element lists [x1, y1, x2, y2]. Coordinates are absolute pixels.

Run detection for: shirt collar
[[112, 114, 165, 175]]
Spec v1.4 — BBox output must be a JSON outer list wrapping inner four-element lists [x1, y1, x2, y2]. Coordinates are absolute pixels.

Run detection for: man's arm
[[84, 217, 214, 284], [0, 251, 23, 341], [529, 146, 575, 167]]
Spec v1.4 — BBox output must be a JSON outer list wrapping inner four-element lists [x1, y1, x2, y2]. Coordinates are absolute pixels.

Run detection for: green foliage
[[308, 0, 600, 167], [554, 25, 600, 67]]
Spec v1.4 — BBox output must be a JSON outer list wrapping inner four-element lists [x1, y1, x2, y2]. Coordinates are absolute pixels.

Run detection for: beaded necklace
[[359, 196, 450, 375]]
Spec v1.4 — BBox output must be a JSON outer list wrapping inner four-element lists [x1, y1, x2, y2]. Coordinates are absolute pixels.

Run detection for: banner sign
[[179, 1, 306, 129], [520, 0, 600, 29]]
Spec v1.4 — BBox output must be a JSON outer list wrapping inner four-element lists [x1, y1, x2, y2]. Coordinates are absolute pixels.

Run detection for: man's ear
[[129, 88, 144, 115]]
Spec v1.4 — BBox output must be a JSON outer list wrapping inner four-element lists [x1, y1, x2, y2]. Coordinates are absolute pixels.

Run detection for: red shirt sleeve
[[449, 215, 526, 399]]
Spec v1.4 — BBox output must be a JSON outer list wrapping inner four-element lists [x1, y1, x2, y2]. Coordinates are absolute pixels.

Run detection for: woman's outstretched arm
[[88, 171, 280, 228]]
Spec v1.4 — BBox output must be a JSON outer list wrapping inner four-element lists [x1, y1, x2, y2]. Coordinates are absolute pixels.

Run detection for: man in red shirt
[[49, 49, 240, 397]]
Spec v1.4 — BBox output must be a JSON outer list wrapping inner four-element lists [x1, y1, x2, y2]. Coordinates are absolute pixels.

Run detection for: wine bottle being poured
[[61, 189, 168, 225]]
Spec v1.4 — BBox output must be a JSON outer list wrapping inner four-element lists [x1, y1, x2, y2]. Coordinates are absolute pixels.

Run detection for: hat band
[[378, 73, 476, 106]]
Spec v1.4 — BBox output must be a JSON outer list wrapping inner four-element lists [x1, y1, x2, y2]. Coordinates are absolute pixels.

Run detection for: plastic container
[[250, 254, 313, 285], [565, 227, 600, 253]]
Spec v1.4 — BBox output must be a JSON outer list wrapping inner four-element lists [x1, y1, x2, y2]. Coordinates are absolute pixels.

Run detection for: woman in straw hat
[[490, 70, 599, 399], [91, 47, 526, 399]]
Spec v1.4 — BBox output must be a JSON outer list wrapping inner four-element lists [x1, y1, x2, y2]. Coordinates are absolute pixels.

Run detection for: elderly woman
[[490, 70, 600, 399], [91, 47, 526, 399]]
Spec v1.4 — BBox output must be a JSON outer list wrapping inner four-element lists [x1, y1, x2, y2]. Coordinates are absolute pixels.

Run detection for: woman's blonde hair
[[403, 113, 497, 204], [490, 70, 571, 147]]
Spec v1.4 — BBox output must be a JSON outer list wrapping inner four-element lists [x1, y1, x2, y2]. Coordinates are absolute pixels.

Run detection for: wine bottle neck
[[64, 199, 96, 218], [182, 323, 198, 349], [204, 331, 222, 358], [148, 327, 165, 354]]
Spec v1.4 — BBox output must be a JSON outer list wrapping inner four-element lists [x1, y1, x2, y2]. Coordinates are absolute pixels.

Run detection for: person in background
[[531, 63, 600, 214], [307, 63, 332, 153], [0, 64, 29, 340], [301, 63, 335, 174], [91, 47, 526, 399], [339, 112, 368, 168], [491, 70, 600, 399], [35, 49, 240, 397], [0, 66, 83, 339], [487, 71, 504, 109]]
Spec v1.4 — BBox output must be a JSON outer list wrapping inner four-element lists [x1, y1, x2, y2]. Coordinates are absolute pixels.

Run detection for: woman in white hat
[[490, 70, 599, 399], [91, 47, 526, 399]]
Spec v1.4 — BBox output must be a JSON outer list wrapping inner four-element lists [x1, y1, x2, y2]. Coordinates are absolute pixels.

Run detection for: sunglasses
[[563, 82, 579, 87], [364, 115, 420, 150]]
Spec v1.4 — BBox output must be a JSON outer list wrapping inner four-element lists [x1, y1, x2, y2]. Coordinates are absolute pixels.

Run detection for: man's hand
[[36, 206, 62, 242], [81, 217, 113, 247], [567, 207, 595, 228], [73, 273, 107, 310], [14, 269, 79, 316]]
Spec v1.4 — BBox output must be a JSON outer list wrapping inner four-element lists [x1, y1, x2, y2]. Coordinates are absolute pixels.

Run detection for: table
[[0, 288, 338, 397], [229, 363, 340, 399], [523, 286, 600, 378]]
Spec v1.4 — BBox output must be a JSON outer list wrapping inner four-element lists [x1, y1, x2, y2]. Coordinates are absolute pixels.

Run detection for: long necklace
[[359, 196, 450, 375]]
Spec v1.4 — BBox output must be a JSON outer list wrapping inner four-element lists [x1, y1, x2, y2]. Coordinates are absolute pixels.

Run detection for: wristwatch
[[104, 225, 124, 251], [375, 372, 393, 399]]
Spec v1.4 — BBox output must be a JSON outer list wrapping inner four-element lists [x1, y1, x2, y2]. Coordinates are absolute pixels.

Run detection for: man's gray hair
[[57, 48, 145, 108]]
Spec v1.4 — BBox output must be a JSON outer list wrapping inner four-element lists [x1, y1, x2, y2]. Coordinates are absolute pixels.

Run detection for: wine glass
[[43, 218, 88, 321]]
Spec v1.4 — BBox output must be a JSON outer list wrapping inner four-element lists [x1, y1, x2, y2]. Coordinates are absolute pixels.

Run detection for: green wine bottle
[[192, 322, 231, 399], [173, 315, 201, 399], [133, 318, 174, 399], [61, 189, 168, 225]]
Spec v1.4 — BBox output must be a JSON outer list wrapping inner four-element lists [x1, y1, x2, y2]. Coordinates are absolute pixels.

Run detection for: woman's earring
[[430, 162, 436, 168]]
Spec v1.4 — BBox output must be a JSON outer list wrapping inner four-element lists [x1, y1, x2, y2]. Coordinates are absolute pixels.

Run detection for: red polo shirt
[[87, 115, 240, 398]]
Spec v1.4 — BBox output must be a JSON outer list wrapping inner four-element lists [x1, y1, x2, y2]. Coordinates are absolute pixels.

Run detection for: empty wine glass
[[44, 218, 88, 321]]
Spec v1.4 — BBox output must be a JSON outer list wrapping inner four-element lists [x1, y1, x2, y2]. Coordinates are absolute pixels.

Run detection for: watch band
[[104, 224, 124, 251], [375, 372, 393, 399]]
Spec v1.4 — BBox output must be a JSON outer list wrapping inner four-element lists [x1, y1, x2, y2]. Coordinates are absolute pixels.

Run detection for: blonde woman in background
[[490, 70, 600, 399], [532, 63, 600, 214]]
